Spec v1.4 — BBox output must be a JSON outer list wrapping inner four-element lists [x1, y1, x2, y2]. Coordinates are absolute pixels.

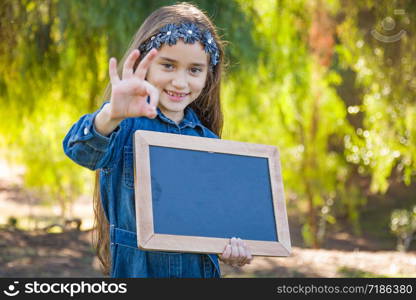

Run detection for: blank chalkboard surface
[[133, 130, 291, 257]]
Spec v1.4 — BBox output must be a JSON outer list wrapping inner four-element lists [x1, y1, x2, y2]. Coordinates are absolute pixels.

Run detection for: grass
[[337, 266, 390, 278]]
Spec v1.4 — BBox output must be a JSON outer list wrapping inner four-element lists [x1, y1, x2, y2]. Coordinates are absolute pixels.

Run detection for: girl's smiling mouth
[[164, 89, 191, 101]]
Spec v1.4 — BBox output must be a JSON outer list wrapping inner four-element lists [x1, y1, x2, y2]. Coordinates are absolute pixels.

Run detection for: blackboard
[[133, 130, 291, 256]]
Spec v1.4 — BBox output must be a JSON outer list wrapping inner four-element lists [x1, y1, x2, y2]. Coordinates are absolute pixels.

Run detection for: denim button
[[83, 127, 89, 135]]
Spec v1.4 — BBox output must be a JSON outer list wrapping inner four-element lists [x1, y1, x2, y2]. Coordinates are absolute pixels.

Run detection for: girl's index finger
[[135, 48, 158, 79], [122, 49, 140, 79], [109, 57, 120, 85]]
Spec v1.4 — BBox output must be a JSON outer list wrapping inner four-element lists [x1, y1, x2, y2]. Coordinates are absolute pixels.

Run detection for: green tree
[[336, 0, 416, 193]]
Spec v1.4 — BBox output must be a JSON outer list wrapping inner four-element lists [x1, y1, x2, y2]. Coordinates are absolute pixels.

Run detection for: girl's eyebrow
[[159, 56, 206, 67]]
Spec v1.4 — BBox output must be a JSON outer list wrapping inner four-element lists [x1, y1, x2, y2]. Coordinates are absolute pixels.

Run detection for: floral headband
[[138, 23, 220, 67]]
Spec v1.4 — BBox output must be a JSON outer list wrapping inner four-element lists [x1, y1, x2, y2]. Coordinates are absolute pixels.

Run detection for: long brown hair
[[92, 2, 226, 276]]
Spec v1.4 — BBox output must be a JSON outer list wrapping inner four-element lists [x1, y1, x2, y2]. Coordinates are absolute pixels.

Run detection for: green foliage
[[336, 184, 367, 235], [336, 0, 416, 193], [390, 206, 416, 252], [337, 266, 389, 278], [7, 216, 18, 228]]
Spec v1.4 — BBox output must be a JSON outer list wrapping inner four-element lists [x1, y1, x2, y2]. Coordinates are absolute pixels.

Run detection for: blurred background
[[0, 0, 415, 277]]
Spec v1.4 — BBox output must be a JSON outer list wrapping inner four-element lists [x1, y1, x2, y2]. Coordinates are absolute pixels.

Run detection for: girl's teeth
[[167, 91, 186, 97]]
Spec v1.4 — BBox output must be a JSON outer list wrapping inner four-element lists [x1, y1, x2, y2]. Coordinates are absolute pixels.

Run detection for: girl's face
[[146, 40, 209, 124]]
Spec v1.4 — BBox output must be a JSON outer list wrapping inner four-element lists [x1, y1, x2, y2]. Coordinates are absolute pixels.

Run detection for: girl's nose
[[171, 72, 188, 90]]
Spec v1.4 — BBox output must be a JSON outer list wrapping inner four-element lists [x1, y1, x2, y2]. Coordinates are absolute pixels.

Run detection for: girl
[[63, 2, 252, 278]]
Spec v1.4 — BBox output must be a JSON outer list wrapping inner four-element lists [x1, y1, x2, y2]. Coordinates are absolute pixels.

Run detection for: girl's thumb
[[146, 105, 157, 118]]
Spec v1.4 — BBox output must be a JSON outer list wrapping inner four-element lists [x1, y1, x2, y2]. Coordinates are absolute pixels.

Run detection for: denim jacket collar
[[155, 106, 203, 130]]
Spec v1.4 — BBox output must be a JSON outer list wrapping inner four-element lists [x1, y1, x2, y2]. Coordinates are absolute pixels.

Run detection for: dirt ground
[[1, 227, 415, 278]]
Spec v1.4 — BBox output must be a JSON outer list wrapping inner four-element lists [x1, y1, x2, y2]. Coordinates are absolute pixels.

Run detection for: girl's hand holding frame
[[219, 237, 253, 267]]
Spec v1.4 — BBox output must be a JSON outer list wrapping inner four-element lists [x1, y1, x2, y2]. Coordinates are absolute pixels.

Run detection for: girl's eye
[[190, 67, 202, 74], [161, 63, 201, 74], [162, 63, 174, 70]]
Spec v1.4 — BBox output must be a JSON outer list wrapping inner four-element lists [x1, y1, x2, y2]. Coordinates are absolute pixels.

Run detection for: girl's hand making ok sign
[[93, 49, 160, 137], [108, 48, 160, 121]]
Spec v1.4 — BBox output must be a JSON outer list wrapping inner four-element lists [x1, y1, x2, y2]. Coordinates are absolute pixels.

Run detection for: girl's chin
[[158, 102, 186, 113]]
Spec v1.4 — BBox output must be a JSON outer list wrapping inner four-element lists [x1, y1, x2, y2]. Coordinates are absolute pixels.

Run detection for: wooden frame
[[133, 130, 291, 257]]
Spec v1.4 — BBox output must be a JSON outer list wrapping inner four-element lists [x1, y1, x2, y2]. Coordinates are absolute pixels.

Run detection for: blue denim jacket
[[63, 102, 221, 278]]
